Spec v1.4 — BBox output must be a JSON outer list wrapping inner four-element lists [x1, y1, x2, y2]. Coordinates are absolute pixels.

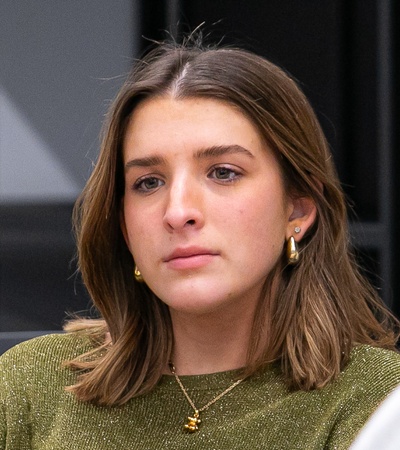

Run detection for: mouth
[[163, 247, 219, 270]]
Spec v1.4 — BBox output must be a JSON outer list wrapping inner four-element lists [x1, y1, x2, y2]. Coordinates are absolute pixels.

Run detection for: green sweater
[[1, 334, 400, 449]]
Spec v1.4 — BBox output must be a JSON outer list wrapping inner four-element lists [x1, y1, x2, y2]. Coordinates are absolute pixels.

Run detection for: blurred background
[[1, 0, 399, 351]]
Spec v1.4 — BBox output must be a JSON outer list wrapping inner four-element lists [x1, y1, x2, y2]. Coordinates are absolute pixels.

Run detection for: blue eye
[[209, 166, 241, 182], [134, 176, 164, 192]]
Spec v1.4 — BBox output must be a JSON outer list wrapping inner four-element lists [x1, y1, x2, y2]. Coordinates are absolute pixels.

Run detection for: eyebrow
[[125, 155, 165, 170], [195, 145, 255, 160], [124, 145, 254, 171]]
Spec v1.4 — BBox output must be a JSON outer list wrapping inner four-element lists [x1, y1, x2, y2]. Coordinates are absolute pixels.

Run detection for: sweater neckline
[[157, 365, 281, 391]]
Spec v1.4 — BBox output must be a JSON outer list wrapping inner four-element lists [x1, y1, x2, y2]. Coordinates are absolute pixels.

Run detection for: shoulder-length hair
[[66, 40, 399, 406]]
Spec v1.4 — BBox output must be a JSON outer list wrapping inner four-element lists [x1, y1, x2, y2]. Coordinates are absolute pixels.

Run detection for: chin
[[161, 290, 230, 315]]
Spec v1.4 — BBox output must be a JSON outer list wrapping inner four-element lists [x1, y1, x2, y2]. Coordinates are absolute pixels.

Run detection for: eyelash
[[207, 165, 242, 182], [132, 166, 242, 193], [133, 176, 165, 193]]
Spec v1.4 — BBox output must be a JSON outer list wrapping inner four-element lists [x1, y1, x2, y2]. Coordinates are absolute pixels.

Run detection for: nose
[[162, 176, 205, 232]]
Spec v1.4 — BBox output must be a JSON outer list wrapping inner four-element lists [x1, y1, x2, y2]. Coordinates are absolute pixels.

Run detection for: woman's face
[[121, 96, 295, 316]]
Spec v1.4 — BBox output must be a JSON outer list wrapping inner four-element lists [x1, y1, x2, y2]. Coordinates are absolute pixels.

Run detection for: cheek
[[231, 196, 287, 250], [124, 208, 163, 267], [122, 207, 146, 254]]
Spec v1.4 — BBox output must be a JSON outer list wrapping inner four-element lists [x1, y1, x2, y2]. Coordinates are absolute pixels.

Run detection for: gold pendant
[[184, 410, 201, 432]]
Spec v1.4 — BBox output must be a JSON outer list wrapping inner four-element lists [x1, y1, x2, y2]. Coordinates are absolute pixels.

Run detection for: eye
[[133, 176, 164, 192], [208, 166, 242, 182]]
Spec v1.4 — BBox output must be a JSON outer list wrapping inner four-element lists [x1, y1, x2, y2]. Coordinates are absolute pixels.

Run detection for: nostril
[[186, 219, 196, 226]]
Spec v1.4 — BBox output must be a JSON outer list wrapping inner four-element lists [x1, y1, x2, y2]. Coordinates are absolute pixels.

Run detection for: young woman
[[1, 40, 400, 449]]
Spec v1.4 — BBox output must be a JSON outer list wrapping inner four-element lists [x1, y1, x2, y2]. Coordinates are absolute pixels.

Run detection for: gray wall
[[0, 1, 138, 202]]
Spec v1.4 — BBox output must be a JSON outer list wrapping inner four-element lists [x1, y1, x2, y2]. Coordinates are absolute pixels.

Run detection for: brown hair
[[66, 40, 399, 405]]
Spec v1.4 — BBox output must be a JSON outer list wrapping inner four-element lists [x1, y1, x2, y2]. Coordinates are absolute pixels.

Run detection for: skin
[[121, 96, 316, 374]]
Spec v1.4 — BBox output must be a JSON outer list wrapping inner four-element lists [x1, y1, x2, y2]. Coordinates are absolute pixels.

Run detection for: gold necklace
[[169, 362, 244, 432]]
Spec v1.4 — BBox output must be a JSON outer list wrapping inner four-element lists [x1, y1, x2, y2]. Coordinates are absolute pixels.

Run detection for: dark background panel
[[392, 0, 400, 318], [0, 204, 91, 331]]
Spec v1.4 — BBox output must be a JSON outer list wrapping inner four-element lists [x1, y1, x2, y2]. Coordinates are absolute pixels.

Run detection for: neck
[[169, 304, 256, 375]]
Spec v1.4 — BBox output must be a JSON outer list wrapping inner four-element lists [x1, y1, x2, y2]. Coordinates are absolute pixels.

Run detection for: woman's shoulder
[[316, 345, 400, 448], [0, 333, 96, 447], [0, 332, 93, 380], [329, 344, 400, 406], [346, 345, 400, 379]]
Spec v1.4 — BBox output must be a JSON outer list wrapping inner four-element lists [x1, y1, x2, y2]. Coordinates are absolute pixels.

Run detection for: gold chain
[[169, 362, 244, 432]]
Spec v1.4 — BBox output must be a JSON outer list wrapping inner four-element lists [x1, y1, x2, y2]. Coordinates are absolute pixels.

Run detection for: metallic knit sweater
[[1, 333, 400, 449]]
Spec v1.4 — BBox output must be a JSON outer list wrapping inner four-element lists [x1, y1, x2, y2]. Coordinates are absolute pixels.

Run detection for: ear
[[285, 196, 317, 241]]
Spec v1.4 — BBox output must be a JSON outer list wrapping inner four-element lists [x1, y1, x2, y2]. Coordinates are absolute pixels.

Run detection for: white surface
[[350, 386, 400, 450]]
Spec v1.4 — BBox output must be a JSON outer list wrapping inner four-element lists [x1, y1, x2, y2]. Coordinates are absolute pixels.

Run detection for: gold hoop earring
[[287, 236, 299, 265], [134, 265, 144, 283]]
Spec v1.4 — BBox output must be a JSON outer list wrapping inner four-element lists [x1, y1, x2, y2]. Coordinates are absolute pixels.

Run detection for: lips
[[163, 246, 219, 270], [164, 246, 218, 262]]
